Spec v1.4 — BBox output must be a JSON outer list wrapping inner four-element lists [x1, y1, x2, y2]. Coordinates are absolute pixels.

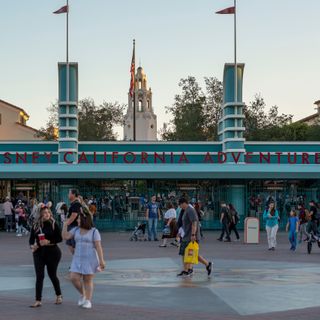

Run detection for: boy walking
[[286, 209, 299, 251]]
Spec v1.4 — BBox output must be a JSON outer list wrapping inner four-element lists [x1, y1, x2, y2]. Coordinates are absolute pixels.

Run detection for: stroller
[[130, 222, 147, 241]]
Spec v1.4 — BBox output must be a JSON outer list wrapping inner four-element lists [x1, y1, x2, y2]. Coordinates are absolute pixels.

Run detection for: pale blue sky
[[1, 0, 320, 138]]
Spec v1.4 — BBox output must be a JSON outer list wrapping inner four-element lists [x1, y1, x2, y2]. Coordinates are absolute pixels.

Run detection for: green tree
[[161, 76, 210, 141], [204, 77, 223, 140], [161, 77, 207, 141], [37, 98, 125, 141], [36, 103, 59, 140], [244, 94, 293, 141], [78, 98, 125, 141]]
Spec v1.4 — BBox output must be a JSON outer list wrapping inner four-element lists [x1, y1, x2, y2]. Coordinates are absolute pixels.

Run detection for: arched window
[[139, 80, 142, 90], [147, 100, 150, 110], [139, 100, 142, 112]]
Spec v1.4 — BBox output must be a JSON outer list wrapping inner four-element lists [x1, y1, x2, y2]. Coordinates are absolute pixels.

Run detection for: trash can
[[244, 217, 260, 244]]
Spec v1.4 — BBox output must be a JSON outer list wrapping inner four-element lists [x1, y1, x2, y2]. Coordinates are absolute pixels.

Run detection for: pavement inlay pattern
[[1, 232, 320, 319], [1, 257, 320, 316]]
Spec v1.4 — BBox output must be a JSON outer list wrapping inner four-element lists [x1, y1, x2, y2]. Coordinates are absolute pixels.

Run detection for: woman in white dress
[[62, 212, 105, 309]]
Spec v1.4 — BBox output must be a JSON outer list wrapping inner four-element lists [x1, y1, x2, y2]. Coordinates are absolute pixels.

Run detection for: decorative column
[[218, 63, 245, 162], [58, 63, 79, 164], [229, 184, 246, 217]]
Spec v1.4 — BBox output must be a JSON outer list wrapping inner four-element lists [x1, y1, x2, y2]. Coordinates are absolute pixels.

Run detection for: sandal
[[30, 301, 42, 308], [55, 295, 63, 305]]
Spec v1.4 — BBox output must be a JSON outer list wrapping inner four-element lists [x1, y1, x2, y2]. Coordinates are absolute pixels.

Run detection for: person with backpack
[[217, 202, 231, 242], [297, 203, 308, 243], [307, 200, 319, 239], [228, 203, 240, 241]]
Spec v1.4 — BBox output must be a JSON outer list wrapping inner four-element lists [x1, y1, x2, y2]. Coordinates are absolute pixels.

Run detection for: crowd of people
[[1, 189, 320, 310], [262, 200, 320, 251]]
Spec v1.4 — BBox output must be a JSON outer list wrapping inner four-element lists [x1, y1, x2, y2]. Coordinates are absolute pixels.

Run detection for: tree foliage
[[78, 98, 124, 141], [160, 76, 320, 142], [204, 77, 223, 140], [161, 77, 207, 141], [36, 103, 59, 140], [37, 98, 125, 141], [244, 94, 293, 140], [161, 76, 223, 141]]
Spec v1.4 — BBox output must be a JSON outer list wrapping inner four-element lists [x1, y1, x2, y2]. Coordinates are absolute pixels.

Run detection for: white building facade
[[123, 67, 157, 141]]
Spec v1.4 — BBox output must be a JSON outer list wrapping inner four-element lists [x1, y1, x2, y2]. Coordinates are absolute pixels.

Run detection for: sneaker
[[16, 234, 22, 237], [170, 241, 179, 247], [271, 247, 275, 251], [81, 300, 92, 309], [206, 262, 213, 277], [187, 269, 194, 277], [224, 239, 231, 242], [159, 244, 167, 248], [177, 271, 188, 277], [78, 296, 86, 307], [234, 239, 240, 242], [217, 238, 222, 242]]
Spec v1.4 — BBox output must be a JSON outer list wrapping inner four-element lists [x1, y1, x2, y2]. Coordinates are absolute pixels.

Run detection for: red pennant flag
[[129, 44, 135, 97], [216, 6, 235, 14], [53, 5, 68, 14]]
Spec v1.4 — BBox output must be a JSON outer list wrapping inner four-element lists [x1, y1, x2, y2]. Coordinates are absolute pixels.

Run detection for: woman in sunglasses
[[29, 205, 63, 308], [62, 212, 105, 309]]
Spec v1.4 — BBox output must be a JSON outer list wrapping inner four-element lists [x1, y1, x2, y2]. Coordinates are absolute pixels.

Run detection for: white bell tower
[[124, 66, 157, 141]]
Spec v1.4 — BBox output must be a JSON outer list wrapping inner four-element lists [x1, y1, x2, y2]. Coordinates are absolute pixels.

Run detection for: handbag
[[183, 241, 199, 265], [162, 226, 171, 235]]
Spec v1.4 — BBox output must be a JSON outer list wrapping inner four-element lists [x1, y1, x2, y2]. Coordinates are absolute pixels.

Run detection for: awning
[[1, 163, 320, 179]]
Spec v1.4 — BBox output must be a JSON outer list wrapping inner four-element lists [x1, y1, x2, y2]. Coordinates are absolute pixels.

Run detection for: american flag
[[129, 41, 135, 97]]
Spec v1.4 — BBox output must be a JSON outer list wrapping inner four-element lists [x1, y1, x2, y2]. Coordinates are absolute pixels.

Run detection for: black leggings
[[33, 246, 62, 301], [229, 223, 240, 240]]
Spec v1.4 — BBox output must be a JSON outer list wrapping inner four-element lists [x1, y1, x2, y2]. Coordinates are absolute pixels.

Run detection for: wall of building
[[0, 101, 39, 140]]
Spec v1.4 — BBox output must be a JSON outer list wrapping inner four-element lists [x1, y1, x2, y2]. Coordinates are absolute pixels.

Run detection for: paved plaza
[[0, 231, 320, 320]]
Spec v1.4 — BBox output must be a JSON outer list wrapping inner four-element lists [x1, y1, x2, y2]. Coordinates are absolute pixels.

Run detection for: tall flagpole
[[234, 0, 238, 103], [66, 0, 69, 64], [133, 39, 136, 141], [66, 0, 70, 102]]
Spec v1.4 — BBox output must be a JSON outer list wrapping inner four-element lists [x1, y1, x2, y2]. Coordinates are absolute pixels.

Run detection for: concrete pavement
[[0, 231, 319, 320]]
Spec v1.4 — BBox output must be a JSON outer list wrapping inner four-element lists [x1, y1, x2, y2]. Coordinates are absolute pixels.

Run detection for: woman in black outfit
[[228, 203, 240, 241], [29, 205, 63, 308]]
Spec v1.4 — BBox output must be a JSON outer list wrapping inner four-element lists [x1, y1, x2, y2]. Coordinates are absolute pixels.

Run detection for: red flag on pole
[[53, 5, 68, 14], [216, 6, 235, 14], [129, 41, 135, 98]]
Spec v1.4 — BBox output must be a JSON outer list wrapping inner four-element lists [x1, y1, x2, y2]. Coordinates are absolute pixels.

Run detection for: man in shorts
[[177, 197, 212, 277]]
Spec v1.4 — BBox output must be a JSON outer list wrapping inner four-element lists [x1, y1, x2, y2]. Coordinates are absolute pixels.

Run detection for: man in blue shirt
[[145, 195, 161, 241]]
